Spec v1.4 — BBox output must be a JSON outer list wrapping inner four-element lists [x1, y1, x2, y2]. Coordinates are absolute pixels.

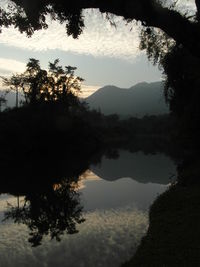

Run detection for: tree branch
[[195, 0, 200, 21], [8, 0, 200, 57]]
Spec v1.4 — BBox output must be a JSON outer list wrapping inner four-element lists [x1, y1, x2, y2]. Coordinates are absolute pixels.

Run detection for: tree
[[139, 12, 200, 116], [0, 94, 7, 112], [0, 1, 200, 57], [2, 74, 24, 108], [2, 58, 84, 107], [46, 59, 84, 105], [139, 8, 200, 148], [23, 58, 48, 105], [1, 1, 200, 146]]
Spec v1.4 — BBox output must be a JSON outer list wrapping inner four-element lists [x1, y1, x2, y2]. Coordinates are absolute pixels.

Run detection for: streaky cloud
[[0, 58, 26, 74], [0, 9, 141, 61]]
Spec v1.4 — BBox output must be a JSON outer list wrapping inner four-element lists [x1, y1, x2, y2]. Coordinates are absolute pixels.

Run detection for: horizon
[[0, 79, 164, 102], [0, 7, 162, 98]]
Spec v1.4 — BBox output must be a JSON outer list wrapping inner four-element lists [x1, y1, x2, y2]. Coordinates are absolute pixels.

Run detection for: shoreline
[[122, 182, 200, 266]]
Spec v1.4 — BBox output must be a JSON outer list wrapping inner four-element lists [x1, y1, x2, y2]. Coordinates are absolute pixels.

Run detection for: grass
[[122, 181, 200, 266]]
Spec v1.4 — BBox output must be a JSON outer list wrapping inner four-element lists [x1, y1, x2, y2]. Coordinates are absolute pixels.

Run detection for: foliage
[[162, 45, 200, 115], [138, 1, 200, 149], [139, 27, 175, 66], [2, 58, 84, 107]]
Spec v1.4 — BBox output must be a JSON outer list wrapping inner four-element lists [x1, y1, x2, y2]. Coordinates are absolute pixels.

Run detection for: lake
[[0, 150, 176, 267]]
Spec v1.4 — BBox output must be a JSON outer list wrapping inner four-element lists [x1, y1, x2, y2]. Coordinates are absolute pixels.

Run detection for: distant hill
[[85, 81, 169, 117]]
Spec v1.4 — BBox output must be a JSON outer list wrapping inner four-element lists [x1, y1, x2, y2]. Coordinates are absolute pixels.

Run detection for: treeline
[[0, 58, 175, 162], [0, 103, 174, 155], [82, 109, 175, 141]]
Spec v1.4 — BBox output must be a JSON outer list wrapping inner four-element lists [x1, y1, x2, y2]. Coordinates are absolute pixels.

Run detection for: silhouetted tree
[[2, 58, 84, 107], [0, 94, 7, 112], [2, 74, 23, 107], [138, 3, 200, 148], [44, 59, 84, 106]]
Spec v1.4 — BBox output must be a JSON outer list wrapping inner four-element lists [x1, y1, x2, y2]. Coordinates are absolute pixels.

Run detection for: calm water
[[0, 150, 176, 267]]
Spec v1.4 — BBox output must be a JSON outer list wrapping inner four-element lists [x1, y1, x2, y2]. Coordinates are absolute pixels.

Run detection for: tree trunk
[[16, 86, 19, 108]]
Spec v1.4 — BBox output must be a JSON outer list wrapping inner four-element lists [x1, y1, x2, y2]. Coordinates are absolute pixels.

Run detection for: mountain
[[85, 81, 169, 117]]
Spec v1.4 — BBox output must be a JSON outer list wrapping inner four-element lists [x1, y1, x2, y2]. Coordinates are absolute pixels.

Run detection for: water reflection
[[0, 149, 177, 266], [3, 178, 84, 247], [91, 150, 176, 184], [81, 176, 167, 211], [0, 203, 148, 267]]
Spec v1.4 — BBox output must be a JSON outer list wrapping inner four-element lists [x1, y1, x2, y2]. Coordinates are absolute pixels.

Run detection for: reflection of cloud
[[0, 194, 24, 212], [0, 204, 148, 267], [0, 194, 25, 222], [0, 10, 141, 61]]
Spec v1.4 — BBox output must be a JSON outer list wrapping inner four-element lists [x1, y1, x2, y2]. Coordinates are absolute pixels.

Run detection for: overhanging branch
[[6, 0, 200, 57]]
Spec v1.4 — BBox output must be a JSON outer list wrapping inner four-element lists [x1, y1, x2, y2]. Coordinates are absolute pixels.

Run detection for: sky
[[0, 0, 196, 97]]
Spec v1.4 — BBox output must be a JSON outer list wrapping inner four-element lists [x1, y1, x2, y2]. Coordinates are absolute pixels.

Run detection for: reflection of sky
[[0, 195, 24, 221], [0, 151, 175, 267], [81, 176, 167, 211], [0, 178, 166, 267], [0, 200, 148, 267]]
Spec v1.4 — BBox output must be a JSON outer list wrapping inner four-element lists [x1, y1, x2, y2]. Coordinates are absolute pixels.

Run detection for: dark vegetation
[[1, 0, 200, 265], [0, 58, 177, 249], [0, 59, 99, 158], [0, 1, 199, 160], [1, 0, 199, 151], [0, 57, 175, 248], [0, 58, 174, 161], [0, 94, 174, 159], [122, 2, 200, 265]]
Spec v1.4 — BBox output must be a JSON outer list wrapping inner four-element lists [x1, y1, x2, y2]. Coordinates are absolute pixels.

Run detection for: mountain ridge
[[86, 81, 169, 117]]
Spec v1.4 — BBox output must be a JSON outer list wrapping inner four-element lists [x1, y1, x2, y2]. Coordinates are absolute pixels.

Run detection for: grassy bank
[[123, 181, 200, 266]]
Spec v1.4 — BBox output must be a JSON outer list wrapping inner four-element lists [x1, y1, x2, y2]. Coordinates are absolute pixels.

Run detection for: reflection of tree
[[3, 178, 85, 247]]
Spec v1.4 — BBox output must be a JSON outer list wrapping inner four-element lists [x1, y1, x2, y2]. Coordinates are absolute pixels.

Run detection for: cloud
[[0, 3, 196, 62], [0, 1, 197, 63], [0, 10, 141, 61], [0, 58, 26, 74], [81, 84, 101, 98]]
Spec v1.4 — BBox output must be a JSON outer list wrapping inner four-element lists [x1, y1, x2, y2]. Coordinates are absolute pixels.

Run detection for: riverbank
[[123, 178, 200, 266]]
